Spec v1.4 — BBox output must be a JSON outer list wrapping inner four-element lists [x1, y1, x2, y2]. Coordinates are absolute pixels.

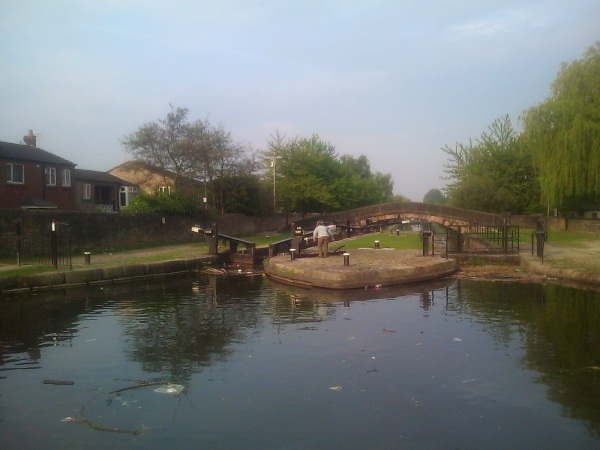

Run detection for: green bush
[[123, 192, 210, 217]]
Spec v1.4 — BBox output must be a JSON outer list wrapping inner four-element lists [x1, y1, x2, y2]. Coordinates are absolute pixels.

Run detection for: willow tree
[[521, 42, 600, 209]]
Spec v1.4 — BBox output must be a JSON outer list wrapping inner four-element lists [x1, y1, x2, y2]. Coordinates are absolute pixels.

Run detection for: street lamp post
[[269, 156, 282, 210]]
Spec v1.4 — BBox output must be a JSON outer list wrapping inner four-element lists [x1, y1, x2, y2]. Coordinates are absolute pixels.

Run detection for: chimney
[[23, 130, 37, 147]]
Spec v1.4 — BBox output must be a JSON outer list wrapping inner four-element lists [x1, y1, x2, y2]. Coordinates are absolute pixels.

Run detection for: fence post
[[67, 224, 72, 270], [502, 222, 508, 254], [16, 221, 22, 266], [51, 221, 58, 268]]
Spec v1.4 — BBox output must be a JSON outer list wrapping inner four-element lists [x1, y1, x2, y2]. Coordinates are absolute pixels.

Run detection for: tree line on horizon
[[440, 41, 600, 216], [121, 110, 398, 217], [122, 41, 599, 217]]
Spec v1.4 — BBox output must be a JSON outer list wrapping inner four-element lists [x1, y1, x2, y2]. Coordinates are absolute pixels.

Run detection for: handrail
[[291, 201, 505, 230]]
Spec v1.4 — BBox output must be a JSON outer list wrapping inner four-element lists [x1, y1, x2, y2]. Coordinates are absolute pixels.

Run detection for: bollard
[[422, 232, 431, 256], [84, 252, 91, 265], [396, 230, 400, 236], [290, 248, 296, 261], [374, 240, 380, 249], [343, 252, 350, 266]]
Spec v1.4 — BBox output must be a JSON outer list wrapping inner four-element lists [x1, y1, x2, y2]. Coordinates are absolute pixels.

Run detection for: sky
[[1, 1, 598, 201]]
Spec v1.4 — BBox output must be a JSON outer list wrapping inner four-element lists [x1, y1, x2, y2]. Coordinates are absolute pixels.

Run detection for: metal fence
[[0, 220, 72, 268], [432, 224, 532, 256]]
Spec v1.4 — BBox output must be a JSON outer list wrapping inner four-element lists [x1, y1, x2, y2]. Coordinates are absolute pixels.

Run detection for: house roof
[[0, 141, 76, 166], [110, 160, 202, 184], [75, 169, 131, 185], [110, 160, 177, 179]]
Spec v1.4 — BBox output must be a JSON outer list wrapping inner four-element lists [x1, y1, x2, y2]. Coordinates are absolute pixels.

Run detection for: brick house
[[74, 169, 137, 212], [0, 131, 77, 211], [109, 161, 204, 201]]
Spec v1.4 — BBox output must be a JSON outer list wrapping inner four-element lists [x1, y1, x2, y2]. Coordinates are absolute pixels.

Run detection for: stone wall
[[509, 214, 600, 233], [0, 209, 301, 254]]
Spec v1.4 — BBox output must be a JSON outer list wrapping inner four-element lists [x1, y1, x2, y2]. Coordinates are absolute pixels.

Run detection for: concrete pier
[[264, 249, 457, 289]]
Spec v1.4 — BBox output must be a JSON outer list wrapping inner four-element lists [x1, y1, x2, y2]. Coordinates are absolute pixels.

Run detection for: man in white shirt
[[313, 220, 334, 258]]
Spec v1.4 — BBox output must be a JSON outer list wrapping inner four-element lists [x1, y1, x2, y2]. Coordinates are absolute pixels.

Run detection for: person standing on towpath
[[313, 220, 334, 258]]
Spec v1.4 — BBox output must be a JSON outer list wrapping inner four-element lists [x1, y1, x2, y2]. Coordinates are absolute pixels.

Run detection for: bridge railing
[[435, 225, 523, 256], [292, 201, 505, 231]]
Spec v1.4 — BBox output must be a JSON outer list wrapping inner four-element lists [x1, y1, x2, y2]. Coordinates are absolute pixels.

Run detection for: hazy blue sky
[[1, 1, 598, 201]]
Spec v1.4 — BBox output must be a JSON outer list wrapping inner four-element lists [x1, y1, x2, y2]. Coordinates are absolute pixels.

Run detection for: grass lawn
[[545, 230, 600, 248], [493, 227, 600, 249], [337, 231, 422, 250], [246, 231, 422, 250], [0, 265, 58, 278], [240, 233, 290, 246]]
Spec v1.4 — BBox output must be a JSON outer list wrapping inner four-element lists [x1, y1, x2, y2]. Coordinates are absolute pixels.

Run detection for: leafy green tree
[[423, 188, 446, 205], [443, 115, 540, 214], [123, 106, 257, 214], [373, 172, 394, 203], [339, 154, 372, 178], [337, 155, 381, 209], [204, 126, 257, 214], [390, 194, 411, 202], [521, 42, 600, 210], [122, 106, 194, 192], [277, 135, 341, 214], [263, 134, 395, 215], [216, 174, 265, 216]]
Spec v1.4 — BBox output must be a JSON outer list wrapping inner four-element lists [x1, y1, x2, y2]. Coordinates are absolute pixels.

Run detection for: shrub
[[123, 192, 210, 217]]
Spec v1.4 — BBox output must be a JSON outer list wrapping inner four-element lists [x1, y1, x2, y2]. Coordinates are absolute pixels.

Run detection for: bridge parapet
[[293, 201, 504, 230]]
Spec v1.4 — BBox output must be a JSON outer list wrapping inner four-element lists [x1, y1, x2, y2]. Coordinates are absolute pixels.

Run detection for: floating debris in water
[[154, 384, 185, 395], [43, 379, 74, 385], [329, 386, 343, 391], [61, 416, 140, 435]]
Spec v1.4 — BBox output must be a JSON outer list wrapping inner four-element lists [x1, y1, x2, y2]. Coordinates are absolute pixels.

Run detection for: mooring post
[[343, 252, 350, 266], [535, 220, 545, 264]]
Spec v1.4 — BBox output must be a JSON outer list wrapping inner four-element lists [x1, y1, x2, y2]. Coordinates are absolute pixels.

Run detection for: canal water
[[1, 274, 599, 449]]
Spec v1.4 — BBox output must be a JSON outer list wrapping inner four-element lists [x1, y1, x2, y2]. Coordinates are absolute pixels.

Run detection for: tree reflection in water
[[0, 275, 599, 446]]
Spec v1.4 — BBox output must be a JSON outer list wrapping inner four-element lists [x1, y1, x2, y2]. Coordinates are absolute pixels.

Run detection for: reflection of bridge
[[292, 201, 505, 230]]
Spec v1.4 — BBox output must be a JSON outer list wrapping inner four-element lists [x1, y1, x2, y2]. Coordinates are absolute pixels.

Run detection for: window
[[119, 186, 139, 207], [45, 167, 56, 186], [158, 186, 170, 193], [61, 168, 71, 187], [83, 183, 92, 200], [6, 163, 24, 184]]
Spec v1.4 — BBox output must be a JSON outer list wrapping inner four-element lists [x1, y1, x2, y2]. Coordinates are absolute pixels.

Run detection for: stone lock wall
[[0, 210, 300, 255]]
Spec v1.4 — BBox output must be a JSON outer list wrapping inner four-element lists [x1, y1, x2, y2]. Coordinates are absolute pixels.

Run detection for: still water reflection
[[1, 275, 599, 449]]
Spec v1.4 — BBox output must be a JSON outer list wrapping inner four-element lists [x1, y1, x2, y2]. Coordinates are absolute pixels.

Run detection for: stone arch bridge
[[292, 201, 506, 231]]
